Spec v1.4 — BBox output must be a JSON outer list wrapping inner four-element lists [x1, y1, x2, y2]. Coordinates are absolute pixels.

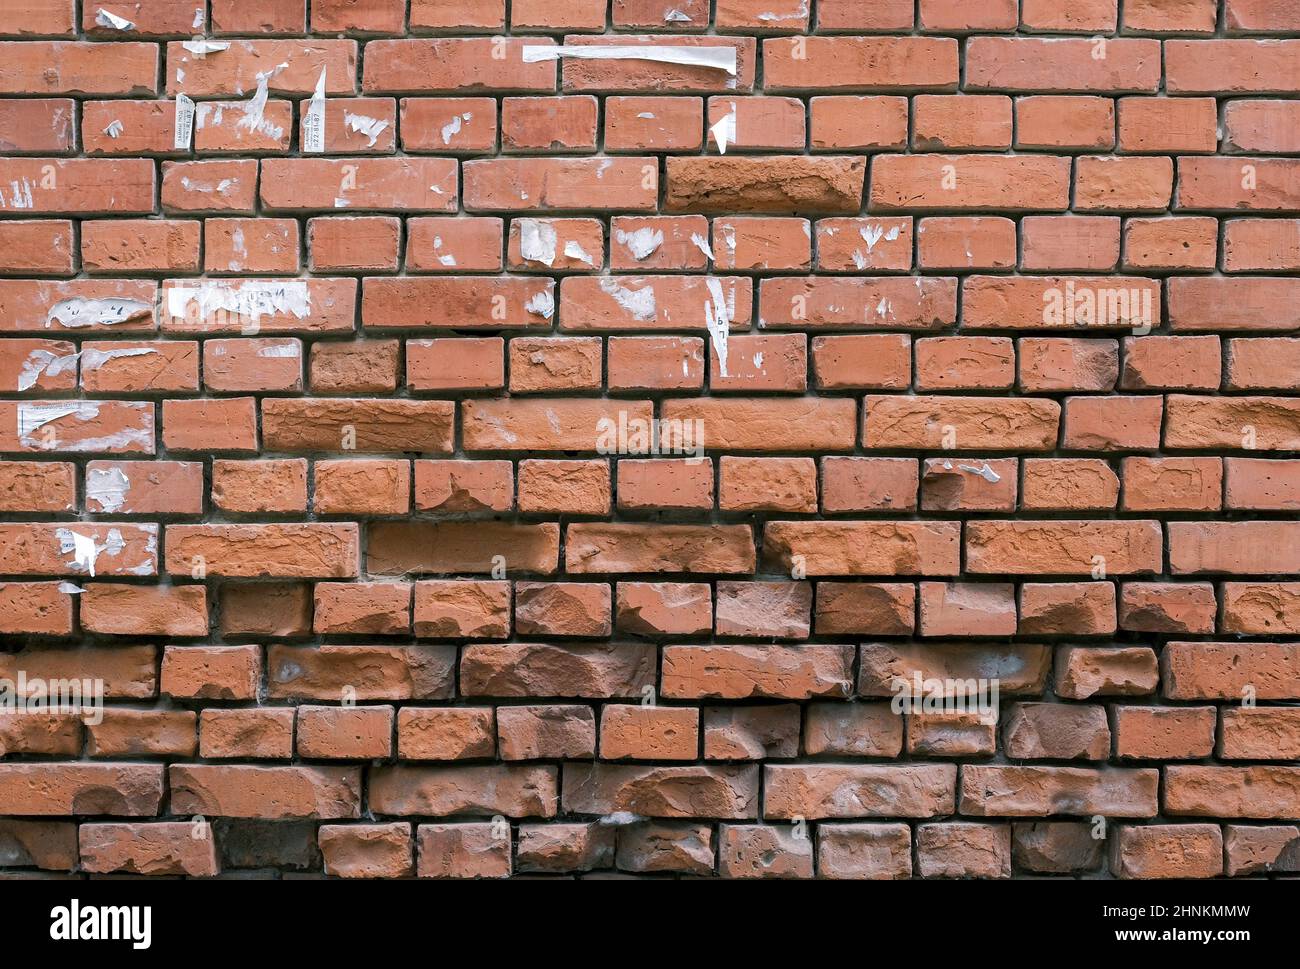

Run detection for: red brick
[[1021, 216, 1119, 272], [816, 217, 911, 272], [364, 38, 552, 93], [162, 159, 258, 214], [311, 216, 401, 272], [605, 96, 703, 152], [1166, 40, 1300, 95], [262, 157, 456, 211], [0, 158, 155, 213], [1119, 97, 1218, 153], [1125, 217, 1217, 271], [917, 217, 1015, 271], [0, 1, 75, 37], [0, 219, 74, 274], [0, 41, 158, 95], [399, 97, 497, 152], [914, 95, 1011, 150], [871, 154, 1070, 211], [502, 96, 598, 152], [810, 96, 908, 151], [1016, 96, 1115, 150], [967, 37, 1160, 93], [1224, 100, 1300, 153], [205, 219, 299, 275]]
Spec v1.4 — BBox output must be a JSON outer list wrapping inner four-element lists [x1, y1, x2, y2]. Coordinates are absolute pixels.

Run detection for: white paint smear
[[860, 223, 900, 253], [257, 343, 300, 358], [3, 178, 34, 209], [440, 115, 461, 144], [344, 112, 389, 147], [563, 240, 595, 266], [599, 812, 643, 826], [616, 227, 663, 261], [182, 39, 230, 56], [600, 278, 656, 321], [958, 462, 1002, 483], [80, 346, 157, 371], [104, 120, 123, 139], [431, 238, 457, 267], [194, 101, 222, 129], [96, 9, 135, 30], [690, 232, 714, 261], [167, 280, 312, 324], [710, 110, 736, 154], [303, 68, 327, 153], [522, 45, 737, 75], [17, 349, 77, 391], [57, 583, 84, 595], [180, 175, 235, 194], [758, 2, 808, 21], [86, 466, 130, 513], [705, 278, 731, 377], [46, 297, 151, 329], [518, 219, 558, 267]]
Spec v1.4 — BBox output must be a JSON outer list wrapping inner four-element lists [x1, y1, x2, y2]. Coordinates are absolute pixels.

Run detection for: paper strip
[[522, 45, 738, 75]]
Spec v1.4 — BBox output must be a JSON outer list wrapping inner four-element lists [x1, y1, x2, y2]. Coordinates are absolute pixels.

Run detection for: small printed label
[[174, 93, 195, 150], [303, 68, 327, 153]]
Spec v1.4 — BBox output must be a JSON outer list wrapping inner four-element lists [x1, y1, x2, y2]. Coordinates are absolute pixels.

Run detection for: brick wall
[[0, 0, 1297, 880]]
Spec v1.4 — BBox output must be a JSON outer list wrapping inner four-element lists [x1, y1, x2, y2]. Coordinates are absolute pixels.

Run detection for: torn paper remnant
[[615, 227, 664, 261], [86, 466, 130, 513], [167, 280, 313, 326], [958, 462, 1002, 483], [344, 112, 389, 148], [46, 297, 152, 329], [55, 527, 127, 578], [705, 278, 731, 377], [237, 62, 288, 140], [599, 278, 656, 322], [518, 219, 558, 267], [181, 39, 230, 56], [95, 9, 135, 30], [17, 402, 100, 441], [710, 110, 736, 154], [525, 290, 555, 320], [303, 69, 327, 153]]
